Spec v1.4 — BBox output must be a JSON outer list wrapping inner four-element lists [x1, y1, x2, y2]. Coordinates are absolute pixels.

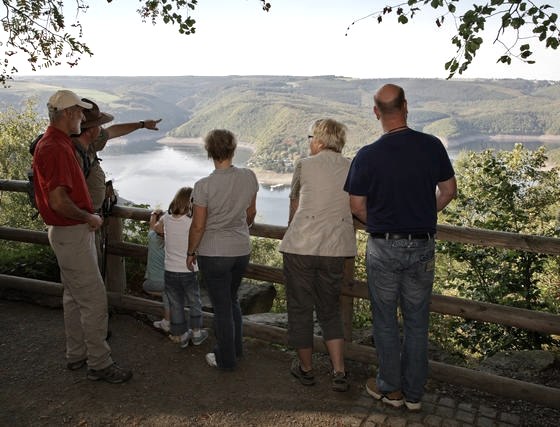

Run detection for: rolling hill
[[2, 75, 559, 172]]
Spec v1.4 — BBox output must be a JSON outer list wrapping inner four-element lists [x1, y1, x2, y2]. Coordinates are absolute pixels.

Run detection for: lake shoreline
[[160, 133, 560, 186], [158, 136, 256, 152], [440, 133, 560, 148], [158, 136, 292, 186]]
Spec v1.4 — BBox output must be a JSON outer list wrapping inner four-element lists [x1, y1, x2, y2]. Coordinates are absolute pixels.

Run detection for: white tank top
[[162, 213, 197, 272]]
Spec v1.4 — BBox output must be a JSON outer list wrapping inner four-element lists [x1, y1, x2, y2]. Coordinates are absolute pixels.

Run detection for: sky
[[10, 0, 560, 80]]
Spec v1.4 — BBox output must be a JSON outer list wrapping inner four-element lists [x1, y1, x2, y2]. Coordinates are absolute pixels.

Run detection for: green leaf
[[497, 55, 510, 64], [546, 37, 559, 49], [430, 0, 442, 9], [511, 17, 525, 29]]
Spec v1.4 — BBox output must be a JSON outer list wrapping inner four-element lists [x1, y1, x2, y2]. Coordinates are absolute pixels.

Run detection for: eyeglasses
[[307, 135, 314, 141]]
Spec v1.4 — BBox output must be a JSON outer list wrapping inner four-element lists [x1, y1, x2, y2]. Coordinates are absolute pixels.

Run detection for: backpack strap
[[74, 143, 95, 178], [29, 133, 44, 156]]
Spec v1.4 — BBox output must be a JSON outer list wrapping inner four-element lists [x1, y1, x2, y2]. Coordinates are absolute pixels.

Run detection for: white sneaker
[[205, 352, 217, 368], [405, 400, 422, 411], [153, 318, 170, 333], [180, 330, 192, 348], [191, 329, 209, 346]]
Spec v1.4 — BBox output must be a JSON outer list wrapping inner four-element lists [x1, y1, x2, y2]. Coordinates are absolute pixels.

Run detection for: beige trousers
[[48, 223, 112, 370]]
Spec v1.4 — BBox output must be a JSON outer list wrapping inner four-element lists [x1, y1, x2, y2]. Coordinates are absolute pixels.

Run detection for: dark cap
[[81, 98, 114, 129]]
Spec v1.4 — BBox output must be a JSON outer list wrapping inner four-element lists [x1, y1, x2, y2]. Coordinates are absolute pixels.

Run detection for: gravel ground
[[0, 299, 370, 426], [1, 298, 559, 426]]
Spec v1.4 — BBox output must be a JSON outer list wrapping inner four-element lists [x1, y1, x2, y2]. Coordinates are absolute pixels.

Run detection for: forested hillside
[[2, 75, 559, 172]]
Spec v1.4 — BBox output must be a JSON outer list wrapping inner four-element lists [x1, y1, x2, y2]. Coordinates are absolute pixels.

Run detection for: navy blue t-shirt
[[344, 128, 454, 234]]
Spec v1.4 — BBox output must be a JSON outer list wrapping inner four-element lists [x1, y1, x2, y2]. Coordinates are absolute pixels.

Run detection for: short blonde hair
[[310, 119, 347, 153], [204, 129, 237, 161]]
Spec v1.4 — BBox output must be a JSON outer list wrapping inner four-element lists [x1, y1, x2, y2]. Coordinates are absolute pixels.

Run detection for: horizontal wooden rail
[[1, 273, 559, 410], [2, 225, 559, 334], [436, 223, 560, 255], [0, 227, 48, 245], [0, 179, 29, 193], [245, 263, 284, 284], [3, 179, 560, 254], [430, 293, 560, 335], [352, 220, 560, 255], [342, 279, 560, 335]]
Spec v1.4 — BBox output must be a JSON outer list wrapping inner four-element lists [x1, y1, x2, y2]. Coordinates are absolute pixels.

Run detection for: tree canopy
[[436, 145, 560, 355], [347, 0, 559, 78], [0, 0, 271, 85], [0, 100, 46, 230]]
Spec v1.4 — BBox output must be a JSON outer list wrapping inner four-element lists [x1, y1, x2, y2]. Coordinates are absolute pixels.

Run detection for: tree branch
[[347, 0, 559, 78]]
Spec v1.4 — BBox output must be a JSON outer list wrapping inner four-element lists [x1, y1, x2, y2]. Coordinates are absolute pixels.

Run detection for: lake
[[100, 135, 559, 227], [100, 139, 291, 226]]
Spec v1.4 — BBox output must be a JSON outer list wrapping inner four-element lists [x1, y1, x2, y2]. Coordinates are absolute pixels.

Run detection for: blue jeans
[[197, 255, 250, 370], [142, 279, 169, 312], [367, 235, 435, 402], [164, 271, 203, 336]]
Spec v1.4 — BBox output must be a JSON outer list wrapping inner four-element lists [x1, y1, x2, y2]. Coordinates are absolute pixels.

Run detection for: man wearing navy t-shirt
[[344, 84, 457, 411]]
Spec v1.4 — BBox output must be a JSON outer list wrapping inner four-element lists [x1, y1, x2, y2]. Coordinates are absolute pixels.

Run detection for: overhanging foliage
[[347, 0, 560, 78]]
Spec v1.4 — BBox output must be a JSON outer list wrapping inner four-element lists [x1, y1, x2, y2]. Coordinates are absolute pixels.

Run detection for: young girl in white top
[[155, 187, 207, 348]]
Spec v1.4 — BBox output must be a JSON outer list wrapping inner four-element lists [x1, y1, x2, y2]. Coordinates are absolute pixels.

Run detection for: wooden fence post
[[104, 215, 126, 294], [341, 257, 355, 342]]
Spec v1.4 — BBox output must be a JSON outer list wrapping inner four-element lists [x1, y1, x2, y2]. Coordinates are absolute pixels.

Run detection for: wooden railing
[[1, 178, 560, 408]]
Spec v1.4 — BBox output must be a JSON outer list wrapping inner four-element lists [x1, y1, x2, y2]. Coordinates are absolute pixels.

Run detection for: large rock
[[200, 282, 277, 315], [244, 312, 323, 336], [244, 312, 288, 328], [480, 350, 555, 380], [238, 283, 277, 314]]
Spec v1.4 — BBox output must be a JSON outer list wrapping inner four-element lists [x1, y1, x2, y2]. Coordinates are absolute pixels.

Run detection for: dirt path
[[0, 299, 369, 426], [2, 299, 560, 426]]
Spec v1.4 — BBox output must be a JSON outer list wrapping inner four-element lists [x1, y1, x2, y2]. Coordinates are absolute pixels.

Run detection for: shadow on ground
[[0, 299, 370, 426]]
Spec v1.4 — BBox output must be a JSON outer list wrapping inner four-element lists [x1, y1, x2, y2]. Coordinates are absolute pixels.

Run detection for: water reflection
[[101, 141, 289, 226]]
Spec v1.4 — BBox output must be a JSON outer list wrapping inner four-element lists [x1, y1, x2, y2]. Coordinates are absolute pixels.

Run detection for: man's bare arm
[[349, 195, 367, 224], [49, 186, 102, 230], [436, 176, 458, 212]]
